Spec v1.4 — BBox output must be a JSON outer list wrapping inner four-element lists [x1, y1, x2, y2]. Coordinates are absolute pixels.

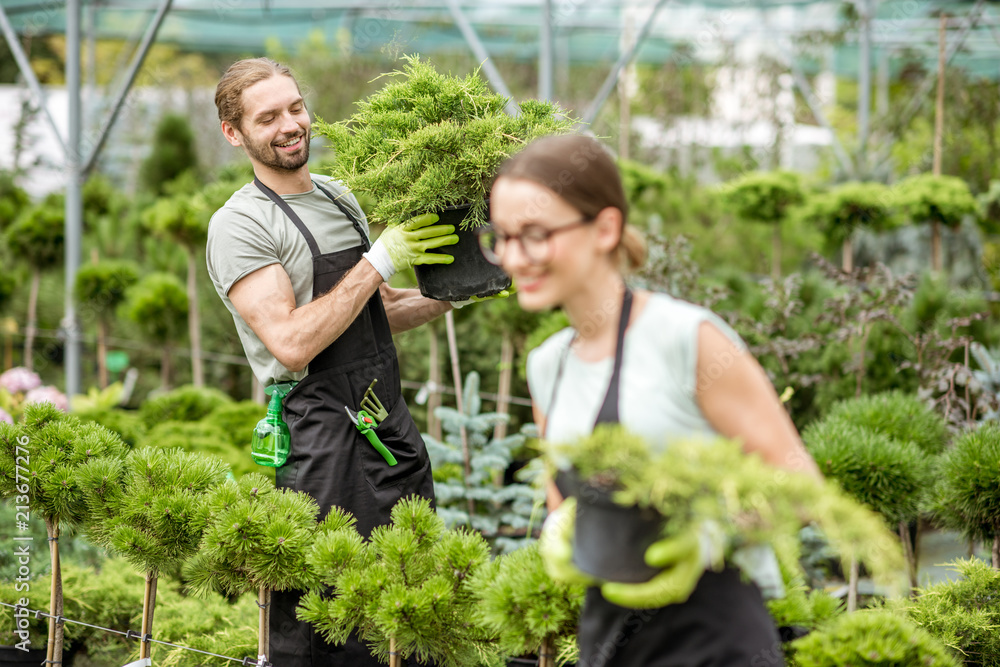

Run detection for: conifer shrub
[[314, 55, 575, 229], [823, 391, 950, 456], [932, 423, 1000, 566], [185, 473, 338, 597], [300, 496, 497, 667], [790, 609, 960, 667], [802, 418, 932, 525], [138, 384, 232, 429], [143, 421, 250, 478], [550, 426, 906, 593], [897, 558, 1000, 667], [469, 542, 584, 664]]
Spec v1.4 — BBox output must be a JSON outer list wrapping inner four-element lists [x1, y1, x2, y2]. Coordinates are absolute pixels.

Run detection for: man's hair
[[215, 57, 299, 131]]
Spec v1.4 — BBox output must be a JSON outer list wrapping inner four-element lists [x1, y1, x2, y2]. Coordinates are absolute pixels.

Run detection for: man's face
[[228, 74, 311, 172]]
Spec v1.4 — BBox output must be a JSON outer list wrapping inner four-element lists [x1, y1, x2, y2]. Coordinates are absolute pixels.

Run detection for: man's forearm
[[380, 285, 453, 334], [248, 259, 384, 371]]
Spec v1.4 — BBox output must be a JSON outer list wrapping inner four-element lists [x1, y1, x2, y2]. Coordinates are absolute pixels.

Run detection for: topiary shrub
[[790, 608, 960, 667], [803, 416, 933, 599], [823, 391, 950, 456], [138, 384, 232, 430], [932, 423, 1000, 568]]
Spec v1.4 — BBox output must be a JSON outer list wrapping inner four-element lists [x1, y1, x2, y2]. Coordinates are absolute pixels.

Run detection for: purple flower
[[24, 386, 68, 412], [0, 367, 42, 394], [0, 408, 11, 424]]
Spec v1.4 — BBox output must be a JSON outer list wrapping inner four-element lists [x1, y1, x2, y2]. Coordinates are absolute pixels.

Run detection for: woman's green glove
[[363, 213, 459, 280], [600, 520, 725, 609], [538, 498, 597, 586]]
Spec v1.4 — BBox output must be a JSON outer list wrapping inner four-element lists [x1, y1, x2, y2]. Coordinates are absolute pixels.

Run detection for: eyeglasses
[[478, 218, 592, 266]]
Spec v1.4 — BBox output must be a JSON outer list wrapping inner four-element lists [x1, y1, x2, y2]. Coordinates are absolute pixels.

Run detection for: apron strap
[[313, 181, 371, 251], [253, 177, 322, 257], [593, 286, 633, 426], [543, 285, 633, 438], [253, 176, 371, 257]]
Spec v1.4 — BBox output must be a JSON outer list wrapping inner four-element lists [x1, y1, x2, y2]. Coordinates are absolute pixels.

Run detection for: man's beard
[[243, 128, 310, 171]]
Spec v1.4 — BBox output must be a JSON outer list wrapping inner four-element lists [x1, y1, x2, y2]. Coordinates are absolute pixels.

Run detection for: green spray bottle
[[250, 383, 295, 467]]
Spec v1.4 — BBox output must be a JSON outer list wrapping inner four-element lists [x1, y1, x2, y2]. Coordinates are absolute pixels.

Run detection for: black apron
[[254, 178, 435, 667], [549, 288, 784, 667]]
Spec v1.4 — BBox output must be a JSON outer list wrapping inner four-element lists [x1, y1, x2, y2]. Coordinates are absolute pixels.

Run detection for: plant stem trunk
[[444, 311, 475, 520], [933, 13, 945, 178], [24, 269, 40, 371], [842, 236, 853, 273], [539, 635, 555, 667], [931, 220, 942, 273], [847, 556, 859, 612], [771, 224, 782, 282], [139, 571, 158, 660], [899, 521, 918, 593], [45, 519, 63, 667], [389, 636, 400, 667], [161, 345, 171, 390], [258, 587, 270, 662], [427, 321, 441, 442], [993, 533, 999, 570], [931, 14, 946, 273], [186, 249, 204, 387], [492, 332, 514, 442], [97, 317, 108, 389]]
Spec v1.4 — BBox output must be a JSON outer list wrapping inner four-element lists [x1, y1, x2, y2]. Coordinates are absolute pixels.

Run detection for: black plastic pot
[[413, 202, 511, 301], [571, 479, 664, 584]]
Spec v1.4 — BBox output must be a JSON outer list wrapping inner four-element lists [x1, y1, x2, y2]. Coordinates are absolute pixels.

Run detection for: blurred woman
[[483, 133, 819, 666]]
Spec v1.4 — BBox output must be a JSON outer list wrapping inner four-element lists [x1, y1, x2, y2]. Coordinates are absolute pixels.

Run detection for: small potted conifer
[[546, 425, 907, 599], [313, 56, 576, 301]]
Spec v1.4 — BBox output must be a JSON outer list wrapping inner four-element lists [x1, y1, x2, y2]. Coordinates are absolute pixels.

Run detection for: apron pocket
[[360, 393, 430, 492]]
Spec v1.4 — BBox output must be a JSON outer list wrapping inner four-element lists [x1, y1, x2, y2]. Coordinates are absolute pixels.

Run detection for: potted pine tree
[[313, 56, 576, 301]]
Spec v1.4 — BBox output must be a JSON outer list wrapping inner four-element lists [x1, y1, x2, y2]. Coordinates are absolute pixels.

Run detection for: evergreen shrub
[[790, 609, 960, 667]]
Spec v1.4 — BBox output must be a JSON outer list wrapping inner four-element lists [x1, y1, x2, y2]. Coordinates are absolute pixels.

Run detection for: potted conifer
[[546, 426, 907, 600], [313, 56, 576, 301]]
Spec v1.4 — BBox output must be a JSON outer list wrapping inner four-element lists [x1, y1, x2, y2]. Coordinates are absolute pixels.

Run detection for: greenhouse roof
[[1, 0, 999, 79]]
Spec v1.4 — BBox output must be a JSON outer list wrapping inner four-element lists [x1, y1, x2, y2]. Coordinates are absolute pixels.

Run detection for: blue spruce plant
[[421, 371, 543, 552]]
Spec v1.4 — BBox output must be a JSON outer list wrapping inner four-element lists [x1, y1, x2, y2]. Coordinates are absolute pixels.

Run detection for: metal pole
[[766, 10, 854, 176], [447, 0, 519, 116], [84, 0, 173, 176], [857, 0, 873, 178], [582, 0, 670, 127], [872, 0, 985, 171], [65, 0, 83, 398], [538, 0, 553, 101], [0, 3, 67, 155]]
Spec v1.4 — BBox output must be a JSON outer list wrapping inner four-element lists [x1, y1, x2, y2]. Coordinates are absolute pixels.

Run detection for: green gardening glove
[[363, 213, 459, 280], [450, 288, 515, 309], [599, 520, 725, 609], [538, 498, 598, 587]]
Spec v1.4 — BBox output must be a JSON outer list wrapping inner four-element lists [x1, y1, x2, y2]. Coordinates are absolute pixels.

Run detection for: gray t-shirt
[[206, 174, 369, 386], [527, 292, 746, 454]]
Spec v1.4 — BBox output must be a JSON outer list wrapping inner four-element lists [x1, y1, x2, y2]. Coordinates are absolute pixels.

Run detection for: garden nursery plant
[[313, 55, 576, 300]]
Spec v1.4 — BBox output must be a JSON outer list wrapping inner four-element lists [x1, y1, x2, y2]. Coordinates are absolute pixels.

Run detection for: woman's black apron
[[255, 178, 435, 667], [550, 288, 784, 667]]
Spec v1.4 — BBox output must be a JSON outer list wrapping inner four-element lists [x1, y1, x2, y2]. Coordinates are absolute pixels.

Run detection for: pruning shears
[[345, 405, 397, 466]]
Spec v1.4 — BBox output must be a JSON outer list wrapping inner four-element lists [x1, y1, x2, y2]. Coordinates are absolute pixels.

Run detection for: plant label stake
[[345, 406, 397, 466]]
